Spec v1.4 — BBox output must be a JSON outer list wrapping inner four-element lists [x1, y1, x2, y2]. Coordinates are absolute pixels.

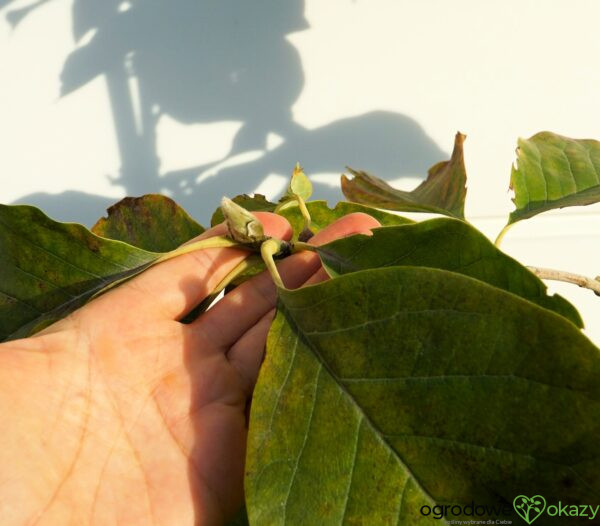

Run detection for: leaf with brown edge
[[1, 203, 241, 341], [341, 132, 467, 219], [0, 204, 159, 342], [92, 194, 204, 251]]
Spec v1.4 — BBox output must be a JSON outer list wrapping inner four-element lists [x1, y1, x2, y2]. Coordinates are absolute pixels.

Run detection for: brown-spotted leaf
[[0, 204, 159, 342], [341, 132, 467, 219], [0, 203, 250, 340], [92, 194, 204, 251]]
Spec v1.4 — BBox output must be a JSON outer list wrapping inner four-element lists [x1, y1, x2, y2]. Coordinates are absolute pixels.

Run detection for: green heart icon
[[513, 495, 546, 524]]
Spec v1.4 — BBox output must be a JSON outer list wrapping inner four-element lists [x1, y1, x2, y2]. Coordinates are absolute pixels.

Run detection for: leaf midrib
[[1, 264, 151, 342], [0, 212, 141, 276]]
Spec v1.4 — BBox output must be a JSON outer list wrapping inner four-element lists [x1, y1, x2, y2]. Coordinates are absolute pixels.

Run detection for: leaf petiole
[[494, 223, 514, 247], [296, 195, 313, 234], [90, 236, 250, 301], [260, 238, 290, 289], [156, 235, 248, 264], [292, 241, 318, 254]]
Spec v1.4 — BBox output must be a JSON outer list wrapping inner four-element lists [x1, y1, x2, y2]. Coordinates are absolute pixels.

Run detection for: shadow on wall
[[7, 0, 445, 226]]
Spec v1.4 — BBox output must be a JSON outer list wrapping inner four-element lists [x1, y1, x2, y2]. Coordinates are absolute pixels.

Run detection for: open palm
[[0, 212, 378, 525]]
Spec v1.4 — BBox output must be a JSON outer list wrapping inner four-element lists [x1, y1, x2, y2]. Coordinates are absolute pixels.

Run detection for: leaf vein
[[282, 364, 322, 522], [340, 415, 362, 523], [340, 374, 598, 401], [382, 432, 599, 497], [0, 289, 43, 314], [299, 308, 482, 337]]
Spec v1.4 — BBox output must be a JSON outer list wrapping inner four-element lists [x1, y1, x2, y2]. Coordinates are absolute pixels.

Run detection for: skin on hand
[[0, 211, 380, 526]]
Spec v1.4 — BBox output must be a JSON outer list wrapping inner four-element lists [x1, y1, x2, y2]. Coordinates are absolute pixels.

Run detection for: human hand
[[0, 211, 379, 525]]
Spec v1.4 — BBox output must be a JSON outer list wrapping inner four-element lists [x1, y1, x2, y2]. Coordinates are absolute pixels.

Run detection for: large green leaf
[[278, 201, 413, 241], [92, 194, 204, 251], [315, 218, 582, 327], [341, 132, 467, 219], [0, 204, 159, 341], [246, 267, 600, 524], [508, 131, 600, 224]]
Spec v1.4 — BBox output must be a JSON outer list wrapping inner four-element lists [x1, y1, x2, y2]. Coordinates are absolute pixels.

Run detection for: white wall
[[1, 0, 599, 343]]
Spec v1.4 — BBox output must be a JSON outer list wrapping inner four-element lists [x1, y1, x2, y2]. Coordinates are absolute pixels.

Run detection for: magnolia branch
[[527, 266, 600, 297]]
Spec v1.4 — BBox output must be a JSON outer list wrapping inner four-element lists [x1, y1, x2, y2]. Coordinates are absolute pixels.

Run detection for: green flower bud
[[221, 197, 267, 245]]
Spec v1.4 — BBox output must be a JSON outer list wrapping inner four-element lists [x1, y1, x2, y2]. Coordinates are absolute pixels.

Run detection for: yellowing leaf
[[246, 267, 600, 524]]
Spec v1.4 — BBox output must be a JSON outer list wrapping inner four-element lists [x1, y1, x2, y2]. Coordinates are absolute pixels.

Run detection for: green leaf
[[508, 131, 600, 224], [278, 201, 413, 241], [0, 204, 159, 342], [0, 204, 241, 340], [246, 267, 600, 524], [315, 218, 583, 327], [210, 194, 276, 227], [285, 162, 313, 202], [92, 194, 204, 251], [341, 132, 467, 219]]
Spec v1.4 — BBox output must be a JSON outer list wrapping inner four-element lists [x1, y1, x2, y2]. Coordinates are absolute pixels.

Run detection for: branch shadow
[[6, 0, 445, 226]]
